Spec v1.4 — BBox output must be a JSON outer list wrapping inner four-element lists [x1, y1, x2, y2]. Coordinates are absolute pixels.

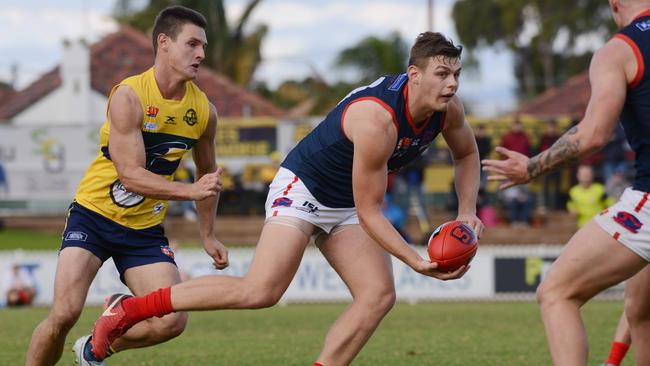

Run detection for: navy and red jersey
[[281, 74, 445, 208], [615, 10, 650, 193]]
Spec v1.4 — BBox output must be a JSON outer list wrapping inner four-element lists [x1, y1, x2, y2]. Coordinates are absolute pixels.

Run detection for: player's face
[[419, 56, 461, 111], [167, 23, 207, 80]]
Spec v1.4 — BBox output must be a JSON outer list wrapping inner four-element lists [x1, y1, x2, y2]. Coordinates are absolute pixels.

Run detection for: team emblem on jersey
[[183, 108, 198, 126], [614, 211, 643, 233], [272, 197, 293, 208], [160, 245, 175, 259], [110, 180, 145, 208], [396, 137, 412, 150], [145, 141, 189, 175]]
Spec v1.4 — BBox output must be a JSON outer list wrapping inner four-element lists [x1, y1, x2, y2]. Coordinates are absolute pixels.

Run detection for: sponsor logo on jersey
[[152, 202, 165, 214], [296, 200, 319, 216], [272, 197, 293, 208], [146, 105, 160, 118], [165, 116, 176, 125], [636, 20, 650, 32], [65, 231, 88, 241], [614, 211, 643, 233], [388, 73, 408, 91], [160, 245, 175, 259], [143, 122, 157, 131], [110, 180, 145, 208]]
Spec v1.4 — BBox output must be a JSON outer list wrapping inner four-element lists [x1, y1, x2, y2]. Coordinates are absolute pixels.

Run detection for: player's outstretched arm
[[482, 39, 631, 189], [108, 85, 222, 201], [441, 96, 484, 238], [348, 101, 465, 281], [192, 102, 228, 269]]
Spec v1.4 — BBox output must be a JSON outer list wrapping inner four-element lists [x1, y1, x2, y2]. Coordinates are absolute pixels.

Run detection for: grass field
[[0, 300, 629, 365], [0, 228, 208, 251], [0, 229, 62, 250]]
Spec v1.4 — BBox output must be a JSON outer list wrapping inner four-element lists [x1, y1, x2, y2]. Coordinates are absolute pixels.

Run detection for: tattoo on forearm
[[527, 126, 580, 179]]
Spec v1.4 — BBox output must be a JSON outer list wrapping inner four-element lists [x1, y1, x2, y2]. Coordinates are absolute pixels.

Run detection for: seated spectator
[[537, 120, 562, 210], [500, 185, 533, 227], [2, 263, 37, 307], [474, 124, 492, 189], [567, 165, 610, 228]]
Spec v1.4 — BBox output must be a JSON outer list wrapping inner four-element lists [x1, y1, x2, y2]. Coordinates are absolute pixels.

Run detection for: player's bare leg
[[109, 262, 187, 351], [314, 225, 396, 366], [612, 310, 631, 345], [536, 220, 646, 365], [624, 263, 650, 364], [26, 247, 101, 366], [170, 219, 313, 310]]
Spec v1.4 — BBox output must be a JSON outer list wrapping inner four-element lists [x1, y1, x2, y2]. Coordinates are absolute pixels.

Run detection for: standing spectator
[[601, 124, 628, 182], [567, 165, 609, 228], [500, 119, 533, 223], [537, 120, 562, 209], [501, 119, 531, 156], [474, 124, 492, 188], [1, 263, 37, 307], [605, 166, 631, 202]]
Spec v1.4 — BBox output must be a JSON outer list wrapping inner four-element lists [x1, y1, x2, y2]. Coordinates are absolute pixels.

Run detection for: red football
[[427, 221, 478, 272]]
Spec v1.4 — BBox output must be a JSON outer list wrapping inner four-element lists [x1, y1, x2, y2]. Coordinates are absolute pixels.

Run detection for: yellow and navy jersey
[[75, 67, 210, 229]]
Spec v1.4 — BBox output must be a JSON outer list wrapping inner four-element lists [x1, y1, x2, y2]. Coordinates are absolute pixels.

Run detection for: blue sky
[[0, 0, 518, 117]]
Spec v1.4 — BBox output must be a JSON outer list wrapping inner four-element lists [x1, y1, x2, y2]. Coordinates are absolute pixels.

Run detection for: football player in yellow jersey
[[25, 6, 227, 366]]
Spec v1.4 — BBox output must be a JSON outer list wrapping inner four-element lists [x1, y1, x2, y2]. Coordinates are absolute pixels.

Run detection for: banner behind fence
[[0, 245, 623, 307]]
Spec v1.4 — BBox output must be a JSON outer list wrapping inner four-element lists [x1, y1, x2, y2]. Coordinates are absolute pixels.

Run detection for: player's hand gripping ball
[[427, 221, 478, 272]]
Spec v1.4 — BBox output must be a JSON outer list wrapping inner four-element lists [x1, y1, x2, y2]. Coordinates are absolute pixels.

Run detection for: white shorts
[[264, 167, 359, 234], [595, 187, 650, 262]]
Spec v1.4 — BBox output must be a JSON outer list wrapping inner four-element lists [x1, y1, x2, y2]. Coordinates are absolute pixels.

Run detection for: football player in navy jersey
[[483, 0, 650, 364], [90, 32, 484, 366]]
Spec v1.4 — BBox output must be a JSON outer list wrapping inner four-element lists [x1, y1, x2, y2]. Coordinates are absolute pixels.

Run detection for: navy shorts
[[61, 202, 176, 284]]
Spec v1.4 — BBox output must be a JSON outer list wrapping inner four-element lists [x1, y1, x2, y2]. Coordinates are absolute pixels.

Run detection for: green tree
[[452, 0, 615, 98], [115, 0, 267, 87], [335, 32, 409, 84]]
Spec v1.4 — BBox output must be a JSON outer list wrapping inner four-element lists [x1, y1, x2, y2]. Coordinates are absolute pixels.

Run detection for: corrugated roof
[[516, 71, 590, 120]]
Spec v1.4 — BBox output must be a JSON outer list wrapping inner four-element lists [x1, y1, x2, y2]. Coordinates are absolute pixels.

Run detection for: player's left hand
[[203, 237, 229, 270], [414, 260, 469, 281], [481, 146, 531, 189], [456, 213, 484, 240]]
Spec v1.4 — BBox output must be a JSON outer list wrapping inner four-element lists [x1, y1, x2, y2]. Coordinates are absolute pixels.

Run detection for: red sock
[[313, 363, 324, 366], [605, 341, 630, 366], [122, 287, 174, 324]]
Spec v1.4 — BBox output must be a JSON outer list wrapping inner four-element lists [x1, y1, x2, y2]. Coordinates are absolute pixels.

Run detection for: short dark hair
[[408, 32, 463, 69], [152, 5, 207, 55]]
